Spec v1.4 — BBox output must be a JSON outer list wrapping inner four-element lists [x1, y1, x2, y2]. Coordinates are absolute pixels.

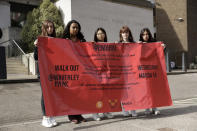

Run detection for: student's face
[[96, 30, 105, 42], [70, 23, 79, 36], [142, 31, 149, 42], [121, 32, 129, 42], [47, 22, 54, 35]]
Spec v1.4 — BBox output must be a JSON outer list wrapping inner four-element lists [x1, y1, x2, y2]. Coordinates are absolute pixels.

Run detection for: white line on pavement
[[173, 97, 197, 103]]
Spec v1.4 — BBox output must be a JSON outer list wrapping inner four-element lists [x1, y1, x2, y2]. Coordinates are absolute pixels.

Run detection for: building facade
[[1, 0, 154, 49], [57, 0, 155, 42], [0, 0, 41, 46], [155, 0, 197, 68]]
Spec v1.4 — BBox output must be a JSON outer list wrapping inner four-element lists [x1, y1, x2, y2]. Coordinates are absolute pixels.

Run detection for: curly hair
[[63, 20, 85, 42]]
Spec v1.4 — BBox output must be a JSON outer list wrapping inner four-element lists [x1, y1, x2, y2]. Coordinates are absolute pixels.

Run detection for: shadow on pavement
[[167, 71, 197, 75], [73, 105, 197, 130]]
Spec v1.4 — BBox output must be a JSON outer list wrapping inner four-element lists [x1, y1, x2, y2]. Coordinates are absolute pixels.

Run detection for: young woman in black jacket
[[34, 20, 58, 127]]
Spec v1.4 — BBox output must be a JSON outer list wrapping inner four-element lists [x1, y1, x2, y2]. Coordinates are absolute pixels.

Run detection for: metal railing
[[12, 40, 26, 55], [5, 40, 34, 75], [165, 50, 187, 73]]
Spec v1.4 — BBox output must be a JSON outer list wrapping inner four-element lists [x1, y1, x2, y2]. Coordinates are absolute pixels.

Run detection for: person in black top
[[139, 28, 161, 116], [34, 20, 58, 128], [63, 20, 87, 124]]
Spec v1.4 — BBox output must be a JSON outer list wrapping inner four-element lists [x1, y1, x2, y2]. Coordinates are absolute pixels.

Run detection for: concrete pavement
[[0, 72, 197, 131]]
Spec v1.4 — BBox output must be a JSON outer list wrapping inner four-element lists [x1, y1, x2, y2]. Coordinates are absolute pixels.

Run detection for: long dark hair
[[119, 26, 134, 42], [139, 28, 155, 42], [94, 27, 108, 42], [41, 20, 56, 37], [63, 20, 85, 42]]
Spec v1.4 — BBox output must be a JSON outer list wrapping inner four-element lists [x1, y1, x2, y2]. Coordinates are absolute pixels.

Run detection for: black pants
[[68, 115, 82, 121], [37, 62, 82, 118], [41, 93, 46, 116], [37, 61, 45, 116]]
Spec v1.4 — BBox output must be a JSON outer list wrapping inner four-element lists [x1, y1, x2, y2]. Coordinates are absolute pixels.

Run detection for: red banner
[[38, 37, 172, 116]]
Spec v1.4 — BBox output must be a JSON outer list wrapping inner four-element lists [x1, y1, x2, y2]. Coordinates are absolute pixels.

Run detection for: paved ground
[[0, 72, 197, 131]]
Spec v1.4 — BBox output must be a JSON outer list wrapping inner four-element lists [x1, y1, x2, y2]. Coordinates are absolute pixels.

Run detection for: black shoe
[[78, 115, 87, 122]]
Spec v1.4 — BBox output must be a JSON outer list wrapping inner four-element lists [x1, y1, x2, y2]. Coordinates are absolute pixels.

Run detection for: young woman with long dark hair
[[139, 28, 161, 116], [91, 27, 114, 121], [62, 20, 87, 124]]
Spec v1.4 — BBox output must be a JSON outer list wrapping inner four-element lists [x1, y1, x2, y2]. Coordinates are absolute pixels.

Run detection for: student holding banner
[[92, 27, 114, 121], [63, 20, 87, 124], [34, 20, 58, 128], [139, 28, 161, 115], [119, 26, 138, 117]]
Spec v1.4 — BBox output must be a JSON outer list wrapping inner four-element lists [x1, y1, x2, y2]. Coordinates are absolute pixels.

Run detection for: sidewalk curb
[[0, 79, 39, 84], [167, 71, 197, 75]]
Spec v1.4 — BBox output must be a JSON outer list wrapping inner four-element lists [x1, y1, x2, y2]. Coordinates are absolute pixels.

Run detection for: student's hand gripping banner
[[38, 37, 172, 116]]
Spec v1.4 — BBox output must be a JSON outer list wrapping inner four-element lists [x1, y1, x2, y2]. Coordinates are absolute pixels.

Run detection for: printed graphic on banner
[[38, 37, 172, 116]]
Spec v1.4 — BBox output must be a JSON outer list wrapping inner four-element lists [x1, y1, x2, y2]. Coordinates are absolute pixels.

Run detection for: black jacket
[[34, 47, 38, 60]]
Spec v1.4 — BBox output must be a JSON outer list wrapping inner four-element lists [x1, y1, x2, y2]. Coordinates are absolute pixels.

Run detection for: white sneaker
[[42, 116, 53, 128], [50, 117, 58, 126], [92, 114, 101, 121], [152, 109, 160, 115], [122, 110, 130, 117], [130, 110, 138, 117], [145, 109, 151, 115], [103, 113, 114, 119]]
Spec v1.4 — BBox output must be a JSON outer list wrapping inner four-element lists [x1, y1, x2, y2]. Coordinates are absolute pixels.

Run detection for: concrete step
[[6, 65, 27, 69], [6, 62, 24, 65], [6, 66, 27, 69], [7, 71, 29, 74], [6, 57, 29, 75]]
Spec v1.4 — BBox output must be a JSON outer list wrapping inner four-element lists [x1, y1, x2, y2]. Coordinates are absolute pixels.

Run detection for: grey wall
[[0, 2, 10, 29], [71, 0, 154, 42], [56, 0, 71, 27], [0, 2, 10, 46]]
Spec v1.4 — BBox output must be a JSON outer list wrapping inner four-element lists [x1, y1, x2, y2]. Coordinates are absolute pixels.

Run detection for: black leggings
[[68, 115, 83, 121], [40, 82, 46, 116], [37, 62, 46, 116], [41, 93, 46, 116], [37, 62, 82, 118]]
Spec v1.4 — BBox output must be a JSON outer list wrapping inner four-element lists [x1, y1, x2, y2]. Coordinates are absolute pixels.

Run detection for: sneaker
[[103, 113, 114, 119], [92, 114, 101, 121], [42, 116, 53, 128], [130, 110, 138, 117], [122, 110, 130, 117], [152, 109, 160, 115], [145, 109, 151, 115], [50, 117, 58, 126]]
